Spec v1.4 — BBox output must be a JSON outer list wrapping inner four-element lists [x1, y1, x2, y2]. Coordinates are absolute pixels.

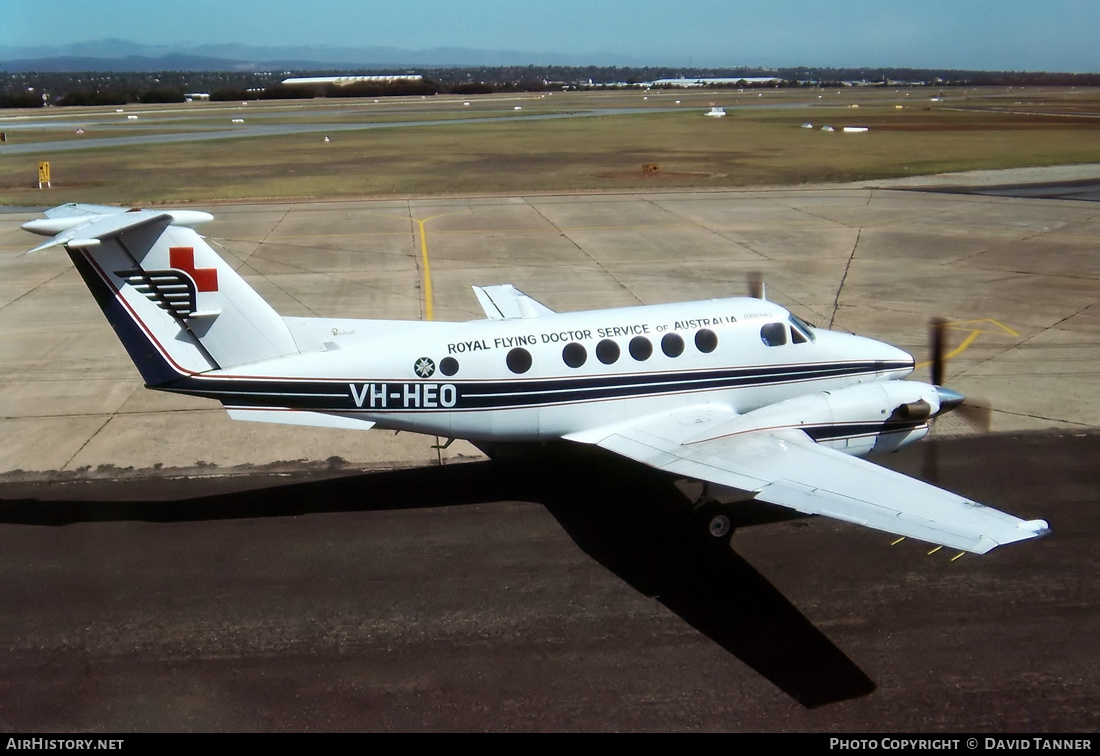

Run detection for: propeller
[[923, 317, 994, 486], [930, 317, 947, 388], [928, 317, 992, 433], [955, 397, 993, 432], [747, 271, 766, 300]]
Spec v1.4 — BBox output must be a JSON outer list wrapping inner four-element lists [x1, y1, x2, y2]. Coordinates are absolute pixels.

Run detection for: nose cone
[[936, 386, 966, 415], [868, 338, 916, 377], [812, 329, 916, 381]]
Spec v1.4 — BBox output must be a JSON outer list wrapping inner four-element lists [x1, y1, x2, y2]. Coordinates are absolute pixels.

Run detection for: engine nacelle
[[692, 381, 946, 457]]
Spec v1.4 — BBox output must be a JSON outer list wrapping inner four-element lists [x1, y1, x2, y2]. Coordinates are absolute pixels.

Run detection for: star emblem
[[414, 357, 435, 378]]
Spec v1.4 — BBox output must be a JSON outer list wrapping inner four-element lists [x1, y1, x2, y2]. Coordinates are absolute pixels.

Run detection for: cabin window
[[440, 357, 460, 376], [662, 332, 685, 358], [760, 322, 787, 347], [694, 329, 718, 353], [629, 336, 653, 361], [596, 339, 620, 365], [562, 342, 587, 368], [506, 347, 532, 374]]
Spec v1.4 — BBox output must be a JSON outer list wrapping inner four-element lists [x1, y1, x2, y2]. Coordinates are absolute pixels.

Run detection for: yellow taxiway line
[[914, 319, 1020, 370]]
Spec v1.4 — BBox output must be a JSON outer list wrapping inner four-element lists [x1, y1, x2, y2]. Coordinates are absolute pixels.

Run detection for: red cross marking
[[169, 247, 219, 292]]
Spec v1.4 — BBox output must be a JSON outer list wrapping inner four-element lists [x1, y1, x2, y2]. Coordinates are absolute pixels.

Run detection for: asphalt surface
[[918, 178, 1100, 202], [0, 431, 1095, 732]]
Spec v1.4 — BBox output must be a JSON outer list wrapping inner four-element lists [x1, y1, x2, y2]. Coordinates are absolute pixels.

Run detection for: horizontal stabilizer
[[23, 205, 213, 252]]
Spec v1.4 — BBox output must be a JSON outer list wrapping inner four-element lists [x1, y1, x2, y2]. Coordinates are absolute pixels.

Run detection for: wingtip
[[1021, 519, 1051, 538]]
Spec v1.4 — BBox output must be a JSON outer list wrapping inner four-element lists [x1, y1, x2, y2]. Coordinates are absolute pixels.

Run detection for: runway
[[0, 100, 663, 156], [0, 184, 1098, 730]]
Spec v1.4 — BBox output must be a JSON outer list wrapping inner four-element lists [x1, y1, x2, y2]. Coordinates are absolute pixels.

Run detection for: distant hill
[[1, 55, 265, 73], [0, 40, 610, 72]]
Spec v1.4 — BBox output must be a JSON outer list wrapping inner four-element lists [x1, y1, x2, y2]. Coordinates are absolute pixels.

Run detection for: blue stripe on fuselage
[[158, 359, 913, 412]]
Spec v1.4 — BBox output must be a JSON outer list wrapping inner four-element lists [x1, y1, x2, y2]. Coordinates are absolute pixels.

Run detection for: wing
[[567, 406, 1049, 554], [472, 284, 555, 320]]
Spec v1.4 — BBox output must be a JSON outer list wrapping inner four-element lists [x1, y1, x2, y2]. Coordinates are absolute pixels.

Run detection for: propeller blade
[[957, 399, 993, 432], [930, 317, 947, 387], [747, 271, 766, 300]]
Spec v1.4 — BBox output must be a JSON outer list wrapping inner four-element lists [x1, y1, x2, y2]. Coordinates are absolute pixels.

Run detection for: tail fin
[[51, 210, 298, 385]]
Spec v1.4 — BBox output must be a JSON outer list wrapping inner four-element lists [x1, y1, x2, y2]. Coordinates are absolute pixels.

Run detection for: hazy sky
[[4, 0, 1098, 71]]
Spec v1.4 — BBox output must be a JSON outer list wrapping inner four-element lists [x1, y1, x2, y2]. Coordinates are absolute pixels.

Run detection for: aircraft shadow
[[505, 446, 876, 709], [0, 451, 874, 708]]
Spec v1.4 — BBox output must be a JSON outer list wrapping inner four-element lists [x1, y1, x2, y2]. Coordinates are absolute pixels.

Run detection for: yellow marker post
[[37, 161, 51, 189]]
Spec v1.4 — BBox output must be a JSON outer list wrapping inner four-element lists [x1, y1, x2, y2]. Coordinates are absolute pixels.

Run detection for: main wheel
[[707, 512, 732, 539]]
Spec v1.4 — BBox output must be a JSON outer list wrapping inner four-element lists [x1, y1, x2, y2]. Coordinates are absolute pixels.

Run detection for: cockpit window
[[760, 322, 787, 347], [788, 313, 817, 342]]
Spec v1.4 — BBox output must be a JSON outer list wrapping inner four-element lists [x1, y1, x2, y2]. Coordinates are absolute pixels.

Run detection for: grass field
[[1, 87, 1098, 205]]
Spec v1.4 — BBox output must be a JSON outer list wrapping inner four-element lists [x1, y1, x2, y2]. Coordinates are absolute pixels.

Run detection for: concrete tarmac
[[2, 185, 1099, 475], [0, 183, 1098, 730]]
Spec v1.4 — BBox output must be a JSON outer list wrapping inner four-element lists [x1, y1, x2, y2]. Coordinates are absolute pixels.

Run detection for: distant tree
[[210, 88, 254, 101], [448, 82, 494, 95], [258, 84, 315, 100], [139, 88, 186, 104], [56, 90, 131, 106], [0, 92, 43, 108]]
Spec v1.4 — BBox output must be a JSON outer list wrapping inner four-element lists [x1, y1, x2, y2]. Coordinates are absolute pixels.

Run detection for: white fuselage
[[200, 297, 915, 443]]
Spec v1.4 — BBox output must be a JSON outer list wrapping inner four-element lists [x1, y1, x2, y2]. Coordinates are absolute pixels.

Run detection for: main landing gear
[[678, 479, 743, 544], [692, 499, 735, 542]]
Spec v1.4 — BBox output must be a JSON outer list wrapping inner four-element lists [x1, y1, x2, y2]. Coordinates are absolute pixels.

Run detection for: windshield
[[788, 313, 817, 342]]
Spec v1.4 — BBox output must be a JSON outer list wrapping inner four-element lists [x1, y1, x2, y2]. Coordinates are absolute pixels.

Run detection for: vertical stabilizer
[[56, 211, 299, 385]]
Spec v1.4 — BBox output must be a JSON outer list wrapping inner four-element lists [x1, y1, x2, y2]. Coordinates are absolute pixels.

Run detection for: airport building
[[281, 74, 424, 87]]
